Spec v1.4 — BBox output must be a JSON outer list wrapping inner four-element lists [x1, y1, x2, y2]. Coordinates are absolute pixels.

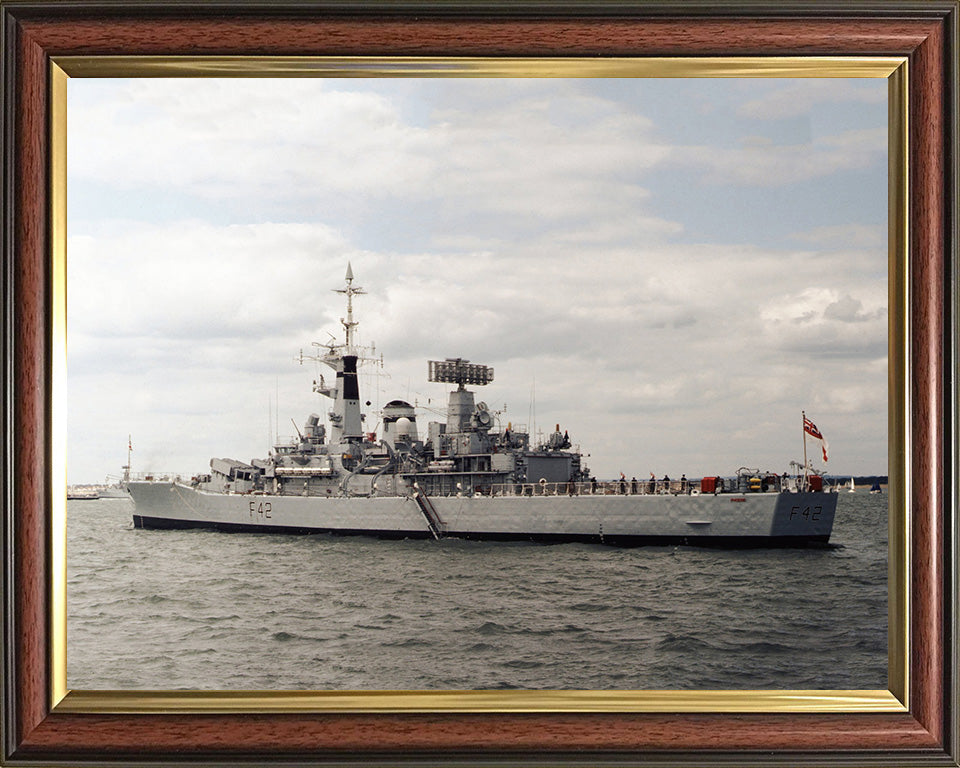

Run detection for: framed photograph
[[2, 2, 956, 766]]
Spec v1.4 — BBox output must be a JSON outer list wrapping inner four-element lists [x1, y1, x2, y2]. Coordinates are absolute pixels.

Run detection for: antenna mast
[[297, 263, 377, 444], [335, 261, 366, 353], [122, 435, 132, 483]]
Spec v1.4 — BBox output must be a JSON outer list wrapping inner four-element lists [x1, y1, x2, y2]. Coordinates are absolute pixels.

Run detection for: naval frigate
[[127, 265, 838, 547]]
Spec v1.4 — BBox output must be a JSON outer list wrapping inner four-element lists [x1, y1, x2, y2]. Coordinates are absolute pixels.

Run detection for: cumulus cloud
[[70, 80, 439, 201], [67, 220, 359, 350], [759, 287, 887, 360], [69, 79, 677, 235]]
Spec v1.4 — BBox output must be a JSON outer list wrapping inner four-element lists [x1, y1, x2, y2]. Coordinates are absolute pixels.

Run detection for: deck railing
[[481, 480, 695, 497], [126, 471, 185, 483], [127, 473, 825, 496], [478, 476, 803, 497]]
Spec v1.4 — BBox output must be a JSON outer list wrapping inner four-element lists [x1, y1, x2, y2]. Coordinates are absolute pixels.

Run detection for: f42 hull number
[[249, 500, 272, 519], [789, 505, 822, 522]]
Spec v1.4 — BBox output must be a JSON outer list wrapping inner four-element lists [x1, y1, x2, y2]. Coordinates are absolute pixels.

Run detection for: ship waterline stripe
[[132, 514, 831, 549]]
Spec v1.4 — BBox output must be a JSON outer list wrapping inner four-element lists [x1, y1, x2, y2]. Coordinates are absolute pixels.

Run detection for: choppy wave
[[67, 494, 887, 691]]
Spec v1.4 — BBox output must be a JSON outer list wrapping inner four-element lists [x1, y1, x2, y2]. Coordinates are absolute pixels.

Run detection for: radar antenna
[[428, 358, 495, 390]]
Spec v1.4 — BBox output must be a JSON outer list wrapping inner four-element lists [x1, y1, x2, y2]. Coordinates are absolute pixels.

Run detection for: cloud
[[737, 80, 887, 120], [790, 224, 884, 249], [68, 220, 358, 349], [823, 294, 872, 323], [672, 128, 886, 186], [69, 80, 439, 202], [69, 79, 676, 238], [759, 287, 887, 359]]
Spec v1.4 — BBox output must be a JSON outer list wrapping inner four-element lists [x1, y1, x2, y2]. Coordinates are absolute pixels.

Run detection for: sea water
[[66, 493, 887, 690]]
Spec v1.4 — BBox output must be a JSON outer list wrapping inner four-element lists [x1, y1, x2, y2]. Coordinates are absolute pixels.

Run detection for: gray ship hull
[[128, 481, 836, 548]]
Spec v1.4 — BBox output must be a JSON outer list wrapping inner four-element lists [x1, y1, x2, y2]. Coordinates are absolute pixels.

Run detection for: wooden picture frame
[[2, 2, 956, 765]]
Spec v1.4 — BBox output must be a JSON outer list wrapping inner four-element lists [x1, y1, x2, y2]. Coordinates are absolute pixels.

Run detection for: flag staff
[[123, 435, 132, 483], [801, 410, 809, 487]]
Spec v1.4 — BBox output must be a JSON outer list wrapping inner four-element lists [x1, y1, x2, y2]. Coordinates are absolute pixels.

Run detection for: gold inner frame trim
[[49, 55, 909, 715], [886, 62, 910, 707], [55, 55, 904, 79], [50, 61, 69, 709], [57, 688, 903, 715]]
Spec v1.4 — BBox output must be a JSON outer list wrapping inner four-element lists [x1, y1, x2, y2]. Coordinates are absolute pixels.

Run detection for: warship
[[128, 265, 838, 547]]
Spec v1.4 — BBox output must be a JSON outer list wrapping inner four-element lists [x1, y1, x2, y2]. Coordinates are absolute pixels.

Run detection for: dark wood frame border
[[2, 2, 956, 765]]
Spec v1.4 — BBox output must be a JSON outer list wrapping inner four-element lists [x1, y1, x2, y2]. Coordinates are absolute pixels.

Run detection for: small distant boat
[[69, 440, 134, 501], [847, 477, 856, 493], [97, 437, 133, 499], [869, 480, 882, 494], [98, 483, 130, 499], [67, 486, 100, 500]]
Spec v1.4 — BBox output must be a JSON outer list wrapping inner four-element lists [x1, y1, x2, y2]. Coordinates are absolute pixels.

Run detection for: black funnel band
[[342, 355, 359, 400]]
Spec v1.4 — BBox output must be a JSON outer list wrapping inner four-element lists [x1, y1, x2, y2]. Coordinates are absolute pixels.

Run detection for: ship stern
[[770, 492, 838, 544]]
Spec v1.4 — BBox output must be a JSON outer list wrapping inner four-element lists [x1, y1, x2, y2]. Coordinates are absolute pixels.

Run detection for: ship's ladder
[[412, 486, 444, 540]]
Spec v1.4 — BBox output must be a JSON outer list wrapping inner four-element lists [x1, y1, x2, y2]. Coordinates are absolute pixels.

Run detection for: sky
[[66, 76, 888, 484]]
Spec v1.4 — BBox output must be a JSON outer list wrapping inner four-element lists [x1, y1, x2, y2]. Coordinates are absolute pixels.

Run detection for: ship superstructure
[[127, 265, 838, 547]]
